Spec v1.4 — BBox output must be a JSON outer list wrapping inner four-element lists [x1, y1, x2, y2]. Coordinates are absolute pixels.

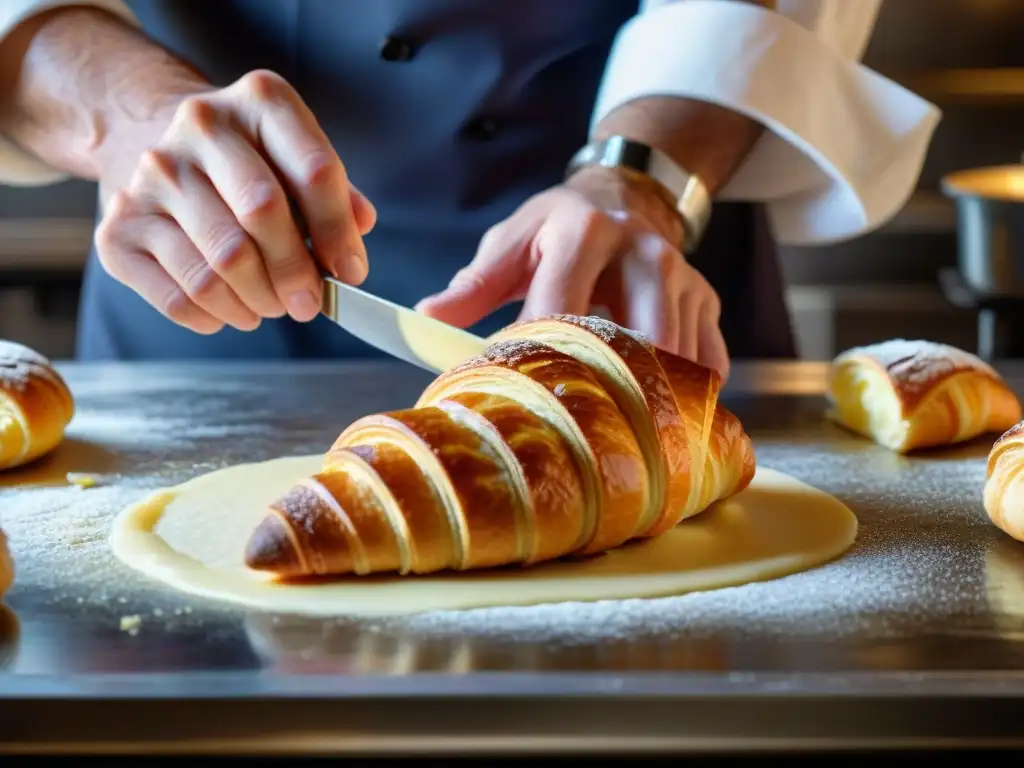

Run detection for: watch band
[[565, 136, 712, 254]]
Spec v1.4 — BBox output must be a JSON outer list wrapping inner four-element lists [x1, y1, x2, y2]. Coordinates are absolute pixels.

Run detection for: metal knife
[[320, 274, 488, 374], [292, 201, 486, 374]]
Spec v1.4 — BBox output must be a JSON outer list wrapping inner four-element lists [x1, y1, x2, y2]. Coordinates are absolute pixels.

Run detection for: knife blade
[[320, 274, 488, 374]]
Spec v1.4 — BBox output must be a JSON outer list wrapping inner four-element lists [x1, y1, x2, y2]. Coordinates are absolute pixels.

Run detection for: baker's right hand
[[94, 70, 376, 334]]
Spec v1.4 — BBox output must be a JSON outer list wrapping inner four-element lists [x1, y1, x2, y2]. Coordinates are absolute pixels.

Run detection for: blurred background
[[0, 0, 1020, 361]]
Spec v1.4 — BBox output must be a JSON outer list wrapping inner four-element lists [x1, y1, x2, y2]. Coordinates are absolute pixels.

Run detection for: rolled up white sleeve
[[591, 0, 943, 246], [0, 0, 139, 187]]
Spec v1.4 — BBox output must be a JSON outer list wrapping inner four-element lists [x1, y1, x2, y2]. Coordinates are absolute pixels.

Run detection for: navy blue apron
[[77, 0, 796, 361]]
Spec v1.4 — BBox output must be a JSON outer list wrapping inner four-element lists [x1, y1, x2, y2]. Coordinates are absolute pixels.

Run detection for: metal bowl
[[941, 165, 1024, 298]]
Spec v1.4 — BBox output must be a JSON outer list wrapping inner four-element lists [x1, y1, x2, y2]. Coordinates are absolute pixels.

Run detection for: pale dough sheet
[[110, 455, 858, 616]]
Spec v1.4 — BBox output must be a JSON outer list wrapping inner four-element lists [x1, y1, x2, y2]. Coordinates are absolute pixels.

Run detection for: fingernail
[[335, 254, 368, 285], [232, 316, 261, 333], [355, 189, 377, 219], [415, 295, 439, 313], [287, 290, 320, 320]]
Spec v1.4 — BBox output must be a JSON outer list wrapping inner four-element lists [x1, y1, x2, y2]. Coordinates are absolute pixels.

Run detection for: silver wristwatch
[[565, 136, 712, 254]]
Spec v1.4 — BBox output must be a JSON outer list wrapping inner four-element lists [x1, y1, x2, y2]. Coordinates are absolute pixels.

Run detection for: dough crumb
[[119, 615, 142, 636], [67, 473, 102, 488]]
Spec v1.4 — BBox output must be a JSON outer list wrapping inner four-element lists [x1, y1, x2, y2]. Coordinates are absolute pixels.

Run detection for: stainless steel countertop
[[4, 360, 1024, 754]]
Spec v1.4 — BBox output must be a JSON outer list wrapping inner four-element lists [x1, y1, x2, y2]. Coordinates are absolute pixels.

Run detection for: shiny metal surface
[[4, 360, 1024, 753], [942, 165, 1024, 298], [566, 136, 711, 253], [321, 276, 485, 373]]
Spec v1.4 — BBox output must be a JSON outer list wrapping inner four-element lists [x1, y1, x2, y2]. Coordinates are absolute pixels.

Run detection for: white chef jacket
[[0, 0, 941, 246]]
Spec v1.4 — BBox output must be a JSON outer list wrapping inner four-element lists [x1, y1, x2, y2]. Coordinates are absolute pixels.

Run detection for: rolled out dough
[[110, 456, 858, 616]]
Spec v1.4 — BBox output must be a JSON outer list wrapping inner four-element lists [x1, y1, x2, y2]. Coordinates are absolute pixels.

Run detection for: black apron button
[[379, 35, 416, 62], [463, 116, 500, 141]]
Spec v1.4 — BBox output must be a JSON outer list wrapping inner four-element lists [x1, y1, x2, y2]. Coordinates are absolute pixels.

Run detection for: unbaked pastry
[[827, 339, 1022, 454], [985, 420, 1024, 543], [0, 340, 75, 470], [244, 315, 756, 578]]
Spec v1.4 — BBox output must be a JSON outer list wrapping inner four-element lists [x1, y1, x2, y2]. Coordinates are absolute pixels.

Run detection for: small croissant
[[0, 340, 75, 470], [985, 421, 1024, 544], [827, 339, 1021, 454]]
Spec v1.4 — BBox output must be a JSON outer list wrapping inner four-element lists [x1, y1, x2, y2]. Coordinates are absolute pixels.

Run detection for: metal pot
[[941, 165, 1024, 298]]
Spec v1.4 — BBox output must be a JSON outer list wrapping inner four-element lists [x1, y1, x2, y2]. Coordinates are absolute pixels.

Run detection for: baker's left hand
[[415, 166, 730, 379]]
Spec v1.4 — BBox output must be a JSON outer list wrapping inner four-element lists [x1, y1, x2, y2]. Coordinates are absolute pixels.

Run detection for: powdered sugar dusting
[[832, 338, 1018, 416], [373, 439, 997, 644], [994, 419, 1024, 448], [0, 340, 61, 393], [624, 327, 654, 347], [513, 313, 655, 353], [464, 339, 555, 370], [552, 314, 619, 344], [838, 338, 999, 382]]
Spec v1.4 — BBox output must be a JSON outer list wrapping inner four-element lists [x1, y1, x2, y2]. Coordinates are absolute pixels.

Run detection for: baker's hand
[[416, 166, 730, 379], [94, 70, 376, 334]]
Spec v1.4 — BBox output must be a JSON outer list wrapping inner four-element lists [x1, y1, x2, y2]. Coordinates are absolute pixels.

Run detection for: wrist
[[565, 164, 686, 246], [93, 73, 211, 183], [88, 28, 213, 182], [0, 6, 211, 181]]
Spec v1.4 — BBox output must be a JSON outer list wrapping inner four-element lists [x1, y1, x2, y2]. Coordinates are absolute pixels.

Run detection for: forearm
[[0, 6, 208, 181], [593, 0, 773, 197], [590, 0, 941, 245]]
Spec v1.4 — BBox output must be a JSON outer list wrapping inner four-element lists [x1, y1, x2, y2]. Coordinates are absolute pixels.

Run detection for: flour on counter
[[0, 430, 1012, 649], [66, 410, 275, 451], [359, 444, 1002, 645]]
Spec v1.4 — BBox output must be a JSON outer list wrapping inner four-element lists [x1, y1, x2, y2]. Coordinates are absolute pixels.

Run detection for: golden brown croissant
[[245, 315, 756, 578], [0, 341, 75, 470], [698, 403, 756, 512], [827, 339, 1022, 454], [985, 421, 1024, 543]]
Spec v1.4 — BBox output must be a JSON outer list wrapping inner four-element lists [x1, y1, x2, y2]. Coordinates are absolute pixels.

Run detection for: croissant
[[826, 339, 1022, 454], [0, 341, 75, 470], [245, 315, 756, 579], [985, 421, 1024, 543], [698, 403, 756, 513]]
